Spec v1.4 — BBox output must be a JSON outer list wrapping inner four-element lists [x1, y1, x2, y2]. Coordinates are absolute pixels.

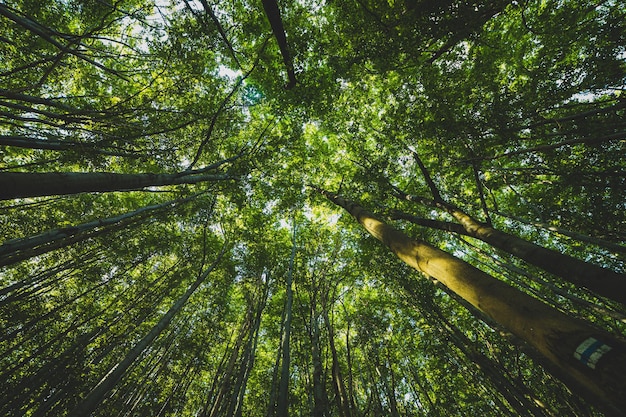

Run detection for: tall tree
[[316, 187, 626, 414], [2, 0, 625, 415]]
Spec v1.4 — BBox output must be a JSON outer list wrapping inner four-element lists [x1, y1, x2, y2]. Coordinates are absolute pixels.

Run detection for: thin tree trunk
[[277, 223, 297, 417], [492, 210, 626, 255], [67, 244, 227, 417], [467, 131, 626, 162], [310, 291, 329, 417], [0, 135, 141, 157], [317, 187, 626, 415], [0, 194, 201, 267], [390, 211, 469, 235], [426, 299, 551, 417], [0, 171, 234, 200], [342, 305, 358, 414], [267, 305, 286, 417], [208, 307, 254, 417], [323, 308, 352, 417], [231, 282, 268, 417]]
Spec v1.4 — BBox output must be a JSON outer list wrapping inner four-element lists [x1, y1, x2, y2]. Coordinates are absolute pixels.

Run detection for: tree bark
[[261, 0, 297, 89], [0, 171, 234, 200], [317, 187, 626, 415], [394, 189, 626, 305]]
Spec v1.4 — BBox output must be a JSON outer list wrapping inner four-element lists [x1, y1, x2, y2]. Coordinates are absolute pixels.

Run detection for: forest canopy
[[1, 0, 625, 416]]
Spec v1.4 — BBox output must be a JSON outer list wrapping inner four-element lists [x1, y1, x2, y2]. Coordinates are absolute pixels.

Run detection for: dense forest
[[1, 0, 625, 416]]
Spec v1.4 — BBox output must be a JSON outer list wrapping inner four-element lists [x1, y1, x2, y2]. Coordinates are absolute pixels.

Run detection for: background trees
[[1, 0, 624, 416]]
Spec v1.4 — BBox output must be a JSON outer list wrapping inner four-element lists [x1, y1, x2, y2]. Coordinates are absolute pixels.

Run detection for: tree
[[316, 187, 626, 414], [2, 0, 625, 416]]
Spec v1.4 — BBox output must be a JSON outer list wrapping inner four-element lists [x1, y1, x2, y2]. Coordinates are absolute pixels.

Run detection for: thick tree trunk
[[261, 0, 297, 88], [395, 190, 626, 305], [317, 188, 626, 415], [0, 171, 233, 200]]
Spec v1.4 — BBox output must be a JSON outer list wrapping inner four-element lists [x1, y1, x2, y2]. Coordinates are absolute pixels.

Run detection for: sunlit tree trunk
[[317, 187, 626, 414], [394, 188, 626, 305]]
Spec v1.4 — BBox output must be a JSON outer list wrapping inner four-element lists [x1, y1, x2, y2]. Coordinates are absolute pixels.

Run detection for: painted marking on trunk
[[574, 337, 612, 369]]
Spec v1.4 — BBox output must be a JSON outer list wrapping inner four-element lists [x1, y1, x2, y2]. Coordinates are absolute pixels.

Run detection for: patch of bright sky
[[276, 206, 341, 232], [218, 65, 242, 80]]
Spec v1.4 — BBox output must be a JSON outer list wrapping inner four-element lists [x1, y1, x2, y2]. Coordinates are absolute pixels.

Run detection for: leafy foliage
[[1, 0, 625, 416]]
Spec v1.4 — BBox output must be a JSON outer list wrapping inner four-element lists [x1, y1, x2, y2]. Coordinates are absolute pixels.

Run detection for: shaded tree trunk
[[276, 224, 297, 417], [67, 245, 227, 417], [261, 0, 297, 88], [0, 135, 140, 157], [310, 287, 329, 417], [322, 308, 352, 417], [0, 171, 234, 200], [492, 210, 626, 255], [0, 193, 202, 267]]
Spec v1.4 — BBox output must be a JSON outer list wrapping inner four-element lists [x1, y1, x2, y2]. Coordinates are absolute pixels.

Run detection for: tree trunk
[[310, 294, 329, 417], [427, 299, 551, 417], [492, 210, 626, 255], [261, 0, 297, 88], [395, 190, 626, 305], [0, 135, 140, 157], [0, 194, 201, 267], [317, 187, 626, 415], [67, 245, 226, 417], [277, 224, 297, 417], [322, 308, 352, 417], [0, 171, 234, 200]]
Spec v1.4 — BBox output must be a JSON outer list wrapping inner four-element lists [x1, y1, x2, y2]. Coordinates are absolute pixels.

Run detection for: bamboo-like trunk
[[0, 171, 233, 200], [311, 295, 329, 417], [318, 188, 626, 415], [276, 224, 297, 417], [67, 246, 226, 417], [323, 308, 352, 417], [0, 194, 200, 267]]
